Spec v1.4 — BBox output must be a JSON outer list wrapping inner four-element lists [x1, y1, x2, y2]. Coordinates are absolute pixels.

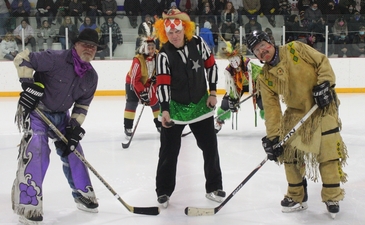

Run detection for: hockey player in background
[[247, 30, 348, 218], [214, 40, 264, 133], [153, 9, 225, 208], [123, 37, 161, 138]]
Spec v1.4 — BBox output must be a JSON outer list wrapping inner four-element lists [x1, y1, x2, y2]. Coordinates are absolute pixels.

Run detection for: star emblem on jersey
[[192, 60, 201, 72]]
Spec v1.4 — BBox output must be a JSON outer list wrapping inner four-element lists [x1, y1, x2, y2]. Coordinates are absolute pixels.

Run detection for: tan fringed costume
[[257, 41, 348, 204]]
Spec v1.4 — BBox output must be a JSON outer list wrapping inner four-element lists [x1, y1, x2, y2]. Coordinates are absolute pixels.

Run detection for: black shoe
[[325, 201, 339, 213], [124, 128, 132, 137]]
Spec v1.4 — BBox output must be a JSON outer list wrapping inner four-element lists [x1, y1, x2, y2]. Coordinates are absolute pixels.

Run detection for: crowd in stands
[[1, 0, 365, 60]]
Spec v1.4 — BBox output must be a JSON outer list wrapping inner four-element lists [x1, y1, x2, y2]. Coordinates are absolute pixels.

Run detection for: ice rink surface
[[0, 94, 364, 225]]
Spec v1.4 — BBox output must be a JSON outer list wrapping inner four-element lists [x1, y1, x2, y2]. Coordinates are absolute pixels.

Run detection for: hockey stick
[[184, 104, 319, 216], [122, 104, 146, 149], [34, 108, 160, 216], [181, 93, 256, 137]]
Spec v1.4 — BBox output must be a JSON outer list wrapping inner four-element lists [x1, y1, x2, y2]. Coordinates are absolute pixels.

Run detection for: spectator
[[259, 0, 279, 27], [354, 0, 365, 15], [278, 0, 291, 22], [102, 0, 117, 21], [229, 0, 243, 26], [199, 1, 216, 28], [13, 19, 36, 52], [37, 20, 56, 51], [333, 17, 350, 57], [58, 16, 79, 49], [85, 0, 102, 25], [244, 16, 262, 39], [1, 31, 18, 60], [348, 12, 365, 43], [140, 0, 160, 21], [210, 17, 220, 54], [344, 3, 355, 22], [242, 0, 261, 21], [11, 0, 31, 19], [79, 16, 97, 32], [311, 17, 328, 54], [297, 0, 312, 13], [285, 14, 303, 43], [100, 17, 123, 56], [179, 0, 198, 22], [0, 0, 10, 37], [303, 1, 323, 32], [220, 1, 238, 40], [69, 0, 84, 26], [54, 0, 70, 25], [136, 14, 154, 50], [338, 0, 354, 14], [160, 0, 176, 14], [265, 27, 275, 44], [200, 20, 215, 53], [324, 1, 341, 29], [35, 0, 56, 29], [230, 28, 245, 48], [351, 25, 365, 57], [213, 0, 227, 25], [124, 0, 141, 28]]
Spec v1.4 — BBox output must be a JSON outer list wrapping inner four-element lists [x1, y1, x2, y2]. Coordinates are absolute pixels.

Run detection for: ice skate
[[75, 196, 99, 213], [157, 195, 169, 208], [124, 128, 132, 138], [214, 119, 224, 133], [281, 196, 308, 213], [325, 201, 339, 219], [206, 189, 226, 203], [19, 214, 43, 225]]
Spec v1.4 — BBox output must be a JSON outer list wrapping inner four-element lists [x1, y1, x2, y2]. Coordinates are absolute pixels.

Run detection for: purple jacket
[[21, 49, 98, 126]]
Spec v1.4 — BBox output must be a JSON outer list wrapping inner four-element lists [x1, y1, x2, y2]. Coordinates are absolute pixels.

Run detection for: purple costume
[[12, 49, 98, 219]]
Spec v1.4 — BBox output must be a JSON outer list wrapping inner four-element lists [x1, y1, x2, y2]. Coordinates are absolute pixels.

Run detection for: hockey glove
[[313, 81, 333, 109], [19, 82, 44, 111], [65, 125, 85, 156], [262, 136, 284, 161], [139, 91, 150, 105], [228, 97, 239, 112], [149, 75, 156, 84]]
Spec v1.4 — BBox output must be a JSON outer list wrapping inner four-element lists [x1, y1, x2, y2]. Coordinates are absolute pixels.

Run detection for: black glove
[[54, 140, 70, 157], [64, 125, 85, 156], [149, 75, 156, 84], [139, 91, 150, 105], [313, 81, 333, 109], [19, 82, 44, 111], [262, 136, 284, 161], [228, 97, 239, 112]]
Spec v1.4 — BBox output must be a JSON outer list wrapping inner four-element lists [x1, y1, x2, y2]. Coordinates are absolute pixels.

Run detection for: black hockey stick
[[185, 104, 319, 216], [122, 104, 146, 149], [34, 108, 160, 216], [181, 93, 256, 137]]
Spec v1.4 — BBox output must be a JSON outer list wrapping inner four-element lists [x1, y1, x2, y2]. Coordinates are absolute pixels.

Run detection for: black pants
[[155, 116, 223, 197]]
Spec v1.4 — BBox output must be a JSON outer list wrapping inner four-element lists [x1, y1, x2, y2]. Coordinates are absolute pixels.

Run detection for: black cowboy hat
[[72, 28, 105, 51]]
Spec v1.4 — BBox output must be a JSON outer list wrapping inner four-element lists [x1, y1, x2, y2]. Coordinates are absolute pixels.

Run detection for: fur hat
[[162, 9, 190, 22], [72, 28, 104, 51]]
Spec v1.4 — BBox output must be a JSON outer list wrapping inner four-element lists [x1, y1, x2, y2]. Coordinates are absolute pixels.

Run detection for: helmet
[[246, 30, 272, 54]]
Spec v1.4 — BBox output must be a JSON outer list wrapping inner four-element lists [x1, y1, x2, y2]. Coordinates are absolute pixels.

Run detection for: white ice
[[1, 94, 364, 225]]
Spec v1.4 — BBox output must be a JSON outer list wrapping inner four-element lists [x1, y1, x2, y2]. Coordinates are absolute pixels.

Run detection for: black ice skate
[[325, 201, 339, 219], [281, 196, 308, 213], [124, 128, 132, 138], [75, 195, 99, 213], [206, 189, 226, 203], [157, 195, 170, 208], [19, 214, 43, 225]]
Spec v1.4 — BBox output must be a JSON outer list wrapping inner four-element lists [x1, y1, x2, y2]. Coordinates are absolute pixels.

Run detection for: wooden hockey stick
[[185, 104, 319, 216], [34, 108, 160, 216]]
